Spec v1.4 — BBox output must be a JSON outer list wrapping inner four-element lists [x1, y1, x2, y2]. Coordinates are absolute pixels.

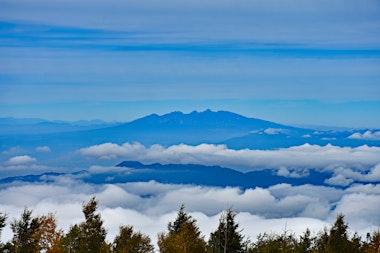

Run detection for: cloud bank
[[79, 142, 380, 173], [348, 131, 380, 141], [0, 178, 378, 248]]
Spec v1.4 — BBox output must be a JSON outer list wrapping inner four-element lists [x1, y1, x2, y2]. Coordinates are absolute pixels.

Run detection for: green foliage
[[0, 212, 7, 251], [60, 197, 109, 253], [10, 208, 41, 253], [168, 204, 191, 234], [327, 214, 350, 252], [295, 229, 314, 253], [0, 212, 6, 235], [208, 207, 244, 253], [158, 204, 207, 253], [315, 214, 362, 253], [113, 225, 154, 253], [249, 231, 299, 253]]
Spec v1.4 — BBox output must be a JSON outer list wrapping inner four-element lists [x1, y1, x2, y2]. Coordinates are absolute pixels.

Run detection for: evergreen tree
[[168, 204, 191, 234], [0, 212, 7, 251], [327, 214, 361, 253], [248, 230, 298, 253], [315, 214, 363, 253], [60, 224, 82, 252], [158, 204, 207, 253], [0, 212, 6, 236], [249, 232, 280, 253], [316, 228, 329, 253], [9, 208, 41, 253], [328, 214, 350, 252], [208, 207, 244, 253], [295, 229, 314, 253], [113, 225, 154, 253], [61, 197, 109, 253]]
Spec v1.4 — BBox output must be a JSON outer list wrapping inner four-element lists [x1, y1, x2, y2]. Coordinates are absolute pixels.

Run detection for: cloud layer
[[0, 178, 378, 248], [79, 142, 380, 174], [348, 131, 380, 141]]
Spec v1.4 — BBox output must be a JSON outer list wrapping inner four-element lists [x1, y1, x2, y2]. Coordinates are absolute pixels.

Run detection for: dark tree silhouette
[[209, 207, 244, 253]]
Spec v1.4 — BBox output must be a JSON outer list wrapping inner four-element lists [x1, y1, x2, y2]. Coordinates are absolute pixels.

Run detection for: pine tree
[[314, 214, 362, 253], [0, 212, 6, 235], [10, 208, 41, 253], [296, 228, 314, 253], [61, 197, 109, 252], [158, 204, 207, 253], [168, 204, 190, 234], [208, 207, 244, 253], [0, 212, 7, 251]]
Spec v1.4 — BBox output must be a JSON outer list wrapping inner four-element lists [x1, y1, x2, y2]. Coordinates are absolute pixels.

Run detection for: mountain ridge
[[0, 110, 378, 164], [0, 160, 334, 189]]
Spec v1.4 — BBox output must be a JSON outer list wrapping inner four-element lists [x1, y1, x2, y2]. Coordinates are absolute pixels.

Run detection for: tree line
[[0, 197, 379, 253]]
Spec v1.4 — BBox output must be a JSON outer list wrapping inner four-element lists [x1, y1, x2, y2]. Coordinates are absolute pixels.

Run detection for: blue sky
[[0, 0, 380, 127]]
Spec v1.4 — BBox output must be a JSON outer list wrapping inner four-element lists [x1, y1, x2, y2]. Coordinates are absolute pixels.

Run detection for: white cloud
[[347, 183, 380, 195], [331, 193, 380, 234], [325, 174, 354, 187], [79, 142, 380, 174], [348, 131, 380, 141], [79, 142, 147, 160], [6, 155, 37, 165], [35, 146, 51, 152], [325, 164, 380, 186]]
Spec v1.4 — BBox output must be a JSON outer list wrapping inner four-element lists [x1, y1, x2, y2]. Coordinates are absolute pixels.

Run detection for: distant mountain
[[0, 117, 121, 134], [114, 161, 331, 188], [89, 109, 309, 146], [0, 110, 378, 159], [0, 161, 334, 189]]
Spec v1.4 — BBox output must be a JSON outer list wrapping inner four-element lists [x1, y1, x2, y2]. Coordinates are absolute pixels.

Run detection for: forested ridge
[[0, 197, 379, 253]]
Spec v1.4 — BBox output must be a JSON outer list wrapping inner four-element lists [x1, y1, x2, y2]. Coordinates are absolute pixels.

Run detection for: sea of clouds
[[1, 142, 380, 248], [78, 142, 380, 185], [0, 178, 379, 247]]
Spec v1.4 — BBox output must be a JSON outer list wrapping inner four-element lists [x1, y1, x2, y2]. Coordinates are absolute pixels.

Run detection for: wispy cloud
[[1, 0, 379, 48], [35, 146, 51, 152]]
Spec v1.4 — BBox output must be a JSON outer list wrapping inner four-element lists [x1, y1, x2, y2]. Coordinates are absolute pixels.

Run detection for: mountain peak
[[125, 109, 280, 131]]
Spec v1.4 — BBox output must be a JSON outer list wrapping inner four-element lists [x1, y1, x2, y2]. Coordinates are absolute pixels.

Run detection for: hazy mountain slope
[[1, 110, 378, 162], [0, 161, 333, 189], [89, 109, 307, 146]]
